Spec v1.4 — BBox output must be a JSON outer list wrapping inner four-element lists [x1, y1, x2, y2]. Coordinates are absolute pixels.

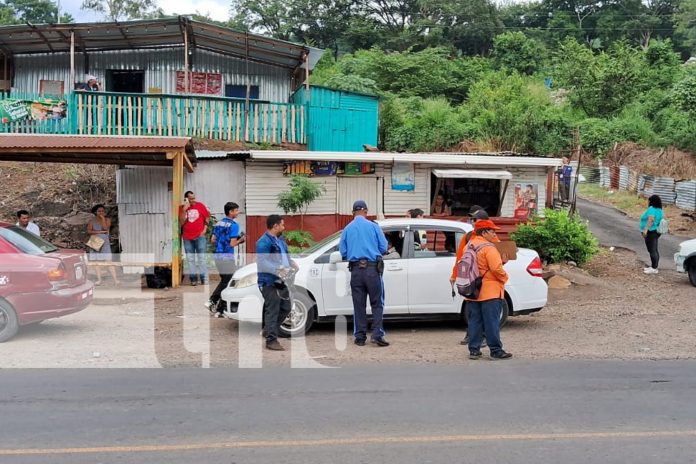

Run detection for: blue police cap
[[352, 200, 368, 211]]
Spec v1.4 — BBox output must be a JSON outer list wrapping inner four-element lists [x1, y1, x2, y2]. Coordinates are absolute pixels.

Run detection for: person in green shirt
[[640, 195, 664, 274]]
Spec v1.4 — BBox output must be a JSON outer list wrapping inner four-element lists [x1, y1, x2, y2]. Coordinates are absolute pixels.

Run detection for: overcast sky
[[60, 0, 232, 22], [61, 0, 528, 23]]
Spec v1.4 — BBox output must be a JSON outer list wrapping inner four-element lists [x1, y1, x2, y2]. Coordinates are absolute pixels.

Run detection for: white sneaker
[[643, 267, 659, 274], [204, 300, 215, 313]]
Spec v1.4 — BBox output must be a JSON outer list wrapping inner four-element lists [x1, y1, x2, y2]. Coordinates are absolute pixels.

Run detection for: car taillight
[[47, 266, 67, 281], [526, 257, 544, 277]]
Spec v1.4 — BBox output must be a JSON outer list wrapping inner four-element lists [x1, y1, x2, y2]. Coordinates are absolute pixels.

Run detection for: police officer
[[339, 200, 389, 347]]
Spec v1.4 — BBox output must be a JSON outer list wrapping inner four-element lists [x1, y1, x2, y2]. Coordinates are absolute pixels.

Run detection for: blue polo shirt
[[212, 217, 240, 260], [339, 216, 388, 262]]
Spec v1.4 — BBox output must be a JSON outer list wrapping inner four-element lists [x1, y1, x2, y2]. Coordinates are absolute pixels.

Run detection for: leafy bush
[[511, 209, 599, 265], [283, 230, 315, 254], [382, 97, 467, 151], [491, 31, 548, 75]]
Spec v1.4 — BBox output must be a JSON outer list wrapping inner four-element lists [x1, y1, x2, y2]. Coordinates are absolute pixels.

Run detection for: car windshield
[[0, 226, 58, 255], [291, 231, 342, 257]]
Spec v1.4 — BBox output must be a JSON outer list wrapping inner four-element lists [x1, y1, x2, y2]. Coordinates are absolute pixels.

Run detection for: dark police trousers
[[350, 266, 384, 340], [261, 285, 291, 342]]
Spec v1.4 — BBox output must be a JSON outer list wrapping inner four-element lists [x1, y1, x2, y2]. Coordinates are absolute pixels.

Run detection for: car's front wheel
[[280, 290, 316, 337], [0, 300, 20, 343], [688, 261, 696, 287]]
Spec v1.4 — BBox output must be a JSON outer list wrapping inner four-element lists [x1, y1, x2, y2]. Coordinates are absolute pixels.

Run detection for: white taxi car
[[674, 238, 696, 287], [221, 218, 548, 336]]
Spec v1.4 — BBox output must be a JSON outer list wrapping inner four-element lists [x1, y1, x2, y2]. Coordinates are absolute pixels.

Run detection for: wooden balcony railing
[[1, 91, 306, 144]]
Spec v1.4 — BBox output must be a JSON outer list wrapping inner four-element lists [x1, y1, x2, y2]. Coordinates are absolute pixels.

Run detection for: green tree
[[2, 0, 72, 23], [553, 38, 650, 116], [676, 0, 696, 52], [417, 0, 502, 55], [277, 175, 325, 232], [491, 31, 548, 75], [80, 0, 161, 21]]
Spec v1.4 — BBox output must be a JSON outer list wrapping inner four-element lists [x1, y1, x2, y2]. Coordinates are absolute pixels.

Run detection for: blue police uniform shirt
[[339, 215, 388, 262], [212, 217, 240, 260], [256, 231, 291, 287]]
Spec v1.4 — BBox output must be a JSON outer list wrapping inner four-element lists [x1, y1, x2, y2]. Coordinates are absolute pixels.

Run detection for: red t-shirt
[[181, 202, 210, 240]]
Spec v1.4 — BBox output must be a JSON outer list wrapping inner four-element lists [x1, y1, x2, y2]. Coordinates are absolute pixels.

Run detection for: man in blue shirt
[[339, 200, 389, 347], [256, 214, 297, 351], [206, 202, 245, 317], [558, 157, 573, 203]]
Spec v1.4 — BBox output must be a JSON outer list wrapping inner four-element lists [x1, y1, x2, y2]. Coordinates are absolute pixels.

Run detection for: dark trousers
[[644, 230, 660, 269], [261, 285, 291, 342], [560, 183, 570, 202], [209, 259, 236, 310], [350, 266, 384, 340], [467, 299, 504, 355]]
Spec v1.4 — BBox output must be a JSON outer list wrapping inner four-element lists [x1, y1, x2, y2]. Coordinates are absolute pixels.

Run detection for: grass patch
[[578, 183, 646, 218]]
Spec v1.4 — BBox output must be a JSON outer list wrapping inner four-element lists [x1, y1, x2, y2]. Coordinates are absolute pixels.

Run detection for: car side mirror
[[329, 251, 342, 264]]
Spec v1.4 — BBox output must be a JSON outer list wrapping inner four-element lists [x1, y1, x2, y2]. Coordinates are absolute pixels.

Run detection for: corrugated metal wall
[[116, 161, 247, 265], [13, 49, 293, 102], [244, 161, 338, 216], [292, 86, 379, 151], [116, 167, 172, 263], [245, 161, 549, 218], [336, 176, 383, 216], [383, 165, 430, 216]]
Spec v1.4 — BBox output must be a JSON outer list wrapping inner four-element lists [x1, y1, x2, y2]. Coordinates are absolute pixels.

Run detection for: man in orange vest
[[451, 206, 490, 346], [465, 219, 512, 360]]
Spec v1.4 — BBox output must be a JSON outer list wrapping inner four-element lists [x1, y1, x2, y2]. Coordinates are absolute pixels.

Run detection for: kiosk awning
[[432, 169, 513, 180]]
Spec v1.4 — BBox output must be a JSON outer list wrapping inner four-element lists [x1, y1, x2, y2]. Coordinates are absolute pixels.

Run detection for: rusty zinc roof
[[0, 134, 196, 167]]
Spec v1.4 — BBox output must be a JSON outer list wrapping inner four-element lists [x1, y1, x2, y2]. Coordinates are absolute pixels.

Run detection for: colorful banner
[[514, 183, 539, 219], [176, 71, 223, 95], [0, 96, 66, 124]]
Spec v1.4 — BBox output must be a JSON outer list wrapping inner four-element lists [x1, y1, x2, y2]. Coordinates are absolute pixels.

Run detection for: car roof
[[377, 218, 470, 230]]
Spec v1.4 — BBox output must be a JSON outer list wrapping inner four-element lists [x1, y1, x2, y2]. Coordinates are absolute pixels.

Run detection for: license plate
[[81, 291, 89, 300], [75, 265, 84, 280]]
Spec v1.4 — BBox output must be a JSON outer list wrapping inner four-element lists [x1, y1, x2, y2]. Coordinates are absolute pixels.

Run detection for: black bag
[[145, 266, 172, 289]]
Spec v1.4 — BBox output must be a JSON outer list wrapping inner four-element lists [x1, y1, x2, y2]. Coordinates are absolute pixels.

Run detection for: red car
[[0, 222, 93, 342]]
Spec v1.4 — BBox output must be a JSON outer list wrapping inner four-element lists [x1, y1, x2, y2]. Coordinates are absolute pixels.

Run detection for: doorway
[[106, 70, 145, 93], [430, 172, 504, 217]]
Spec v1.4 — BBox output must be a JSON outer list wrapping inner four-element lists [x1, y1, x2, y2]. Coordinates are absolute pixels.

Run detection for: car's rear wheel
[[688, 261, 696, 287], [462, 298, 510, 328], [0, 300, 19, 343], [280, 291, 316, 337]]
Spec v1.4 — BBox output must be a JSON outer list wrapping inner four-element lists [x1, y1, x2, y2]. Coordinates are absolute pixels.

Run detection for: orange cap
[[474, 219, 500, 231]]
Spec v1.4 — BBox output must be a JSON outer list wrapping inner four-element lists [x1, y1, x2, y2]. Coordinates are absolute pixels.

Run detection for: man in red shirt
[[179, 191, 211, 286]]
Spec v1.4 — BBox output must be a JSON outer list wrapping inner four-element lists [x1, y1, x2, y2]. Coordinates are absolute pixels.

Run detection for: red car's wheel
[[0, 300, 19, 343]]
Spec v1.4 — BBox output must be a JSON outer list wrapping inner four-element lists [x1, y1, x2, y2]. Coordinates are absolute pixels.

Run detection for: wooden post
[[171, 151, 184, 288], [304, 51, 310, 103], [70, 31, 75, 91], [2, 53, 8, 93], [569, 128, 582, 217], [244, 32, 250, 142], [183, 28, 189, 93]]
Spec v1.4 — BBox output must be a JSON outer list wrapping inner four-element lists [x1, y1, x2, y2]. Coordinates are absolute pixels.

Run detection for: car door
[[406, 226, 464, 314], [319, 227, 409, 316]]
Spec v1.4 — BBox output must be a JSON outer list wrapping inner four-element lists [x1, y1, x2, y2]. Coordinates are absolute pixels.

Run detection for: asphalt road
[[2, 361, 696, 463], [576, 197, 691, 269]]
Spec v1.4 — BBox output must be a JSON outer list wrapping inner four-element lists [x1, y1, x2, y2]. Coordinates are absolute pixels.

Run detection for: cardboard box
[[494, 240, 518, 261]]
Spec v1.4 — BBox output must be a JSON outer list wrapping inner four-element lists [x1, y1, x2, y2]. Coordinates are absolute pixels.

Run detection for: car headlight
[[235, 273, 258, 288]]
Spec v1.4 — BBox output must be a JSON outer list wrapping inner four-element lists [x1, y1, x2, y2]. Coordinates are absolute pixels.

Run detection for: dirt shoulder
[[2, 247, 693, 368]]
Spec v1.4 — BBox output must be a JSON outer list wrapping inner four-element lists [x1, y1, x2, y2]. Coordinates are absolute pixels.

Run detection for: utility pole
[[56, 0, 61, 24]]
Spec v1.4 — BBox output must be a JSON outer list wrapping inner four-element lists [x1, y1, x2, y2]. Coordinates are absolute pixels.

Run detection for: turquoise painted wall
[[292, 86, 379, 152]]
